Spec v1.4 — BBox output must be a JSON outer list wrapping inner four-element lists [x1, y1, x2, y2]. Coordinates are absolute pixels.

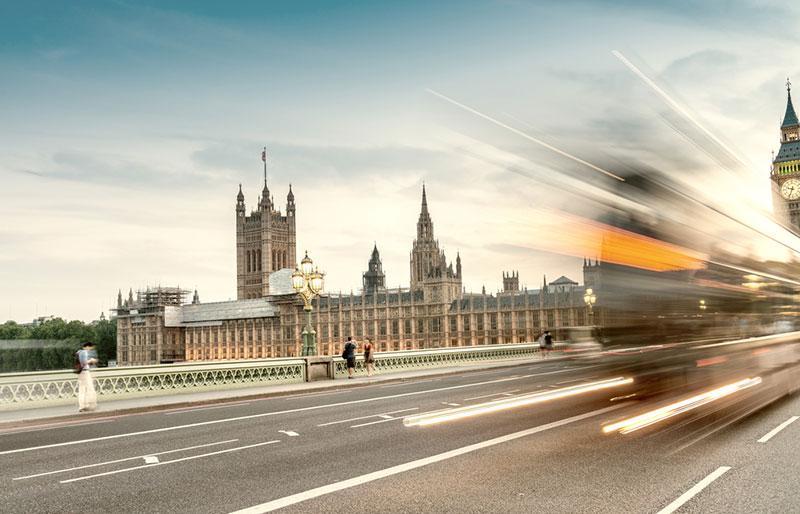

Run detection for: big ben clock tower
[[771, 78, 800, 229]]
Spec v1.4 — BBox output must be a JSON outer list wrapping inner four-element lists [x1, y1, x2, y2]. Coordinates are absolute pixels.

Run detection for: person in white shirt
[[77, 342, 98, 412]]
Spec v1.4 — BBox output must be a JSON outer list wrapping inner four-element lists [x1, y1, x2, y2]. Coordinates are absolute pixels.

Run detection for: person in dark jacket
[[363, 337, 375, 377], [543, 330, 554, 358], [342, 336, 357, 378]]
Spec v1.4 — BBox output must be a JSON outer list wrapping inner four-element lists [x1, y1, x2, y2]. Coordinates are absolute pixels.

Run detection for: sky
[[1, 0, 799, 322]]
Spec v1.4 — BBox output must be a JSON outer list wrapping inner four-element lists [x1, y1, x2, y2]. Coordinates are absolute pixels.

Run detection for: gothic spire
[[416, 184, 433, 240], [781, 78, 798, 128], [783, 78, 798, 128], [237, 183, 244, 202]]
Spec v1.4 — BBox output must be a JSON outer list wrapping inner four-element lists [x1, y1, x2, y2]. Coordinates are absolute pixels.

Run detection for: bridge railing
[[0, 358, 306, 410], [0, 343, 544, 410], [333, 343, 541, 378]]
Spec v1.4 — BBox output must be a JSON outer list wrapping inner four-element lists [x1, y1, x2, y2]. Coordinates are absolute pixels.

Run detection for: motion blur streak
[[425, 88, 625, 181], [611, 50, 747, 169], [404, 377, 633, 427], [602, 378, 762, 435]]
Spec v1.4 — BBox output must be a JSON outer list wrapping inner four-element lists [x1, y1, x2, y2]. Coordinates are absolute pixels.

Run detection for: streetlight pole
[[583, 287, 597, 326], [291, 251, 325, 356]]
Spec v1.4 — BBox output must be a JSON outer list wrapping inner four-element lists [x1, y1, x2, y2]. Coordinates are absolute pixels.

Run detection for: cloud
[[191, 140, 452, 181], [25, 150, 227, 189], [662, 50, 739, 83]]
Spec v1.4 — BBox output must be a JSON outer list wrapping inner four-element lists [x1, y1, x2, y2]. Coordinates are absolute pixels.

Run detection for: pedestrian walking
[[77, 342, 98, 412], [363, 337, 375, 377], [342, 336, 357, 378], [543, 330, 554, 358]]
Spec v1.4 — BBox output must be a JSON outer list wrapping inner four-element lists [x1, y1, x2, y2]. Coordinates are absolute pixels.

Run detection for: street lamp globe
[[301, 252, 314, 275], [310, 270, 325, 294], [291, 268, 305, 291], [583, 288, 596, 306]]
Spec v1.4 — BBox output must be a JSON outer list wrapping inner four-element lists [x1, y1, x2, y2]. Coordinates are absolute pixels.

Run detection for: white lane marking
[[164, 402, 251, 415], [317, 408, 419, 427], [378, 415, 393, 419], [463, 390, 519, 401], [441, 402, 461, 407], [656, 466, 731, 514], [143, 456, 159, 464], [228, 404, 625, 514], [757, 416, 799, 443], [13, 439, 239, 480], [0, 418, 117, 436], [0, 368, 578, 456], [60, 440, 280, 484], [350, 417, 405, 428], [278, 430, 299, 437]]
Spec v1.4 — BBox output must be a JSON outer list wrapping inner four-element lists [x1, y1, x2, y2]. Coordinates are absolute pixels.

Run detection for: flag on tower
[[261, 148, 267, 162]]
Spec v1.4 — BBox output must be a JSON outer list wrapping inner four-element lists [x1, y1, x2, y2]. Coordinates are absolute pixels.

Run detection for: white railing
[[0, 358, 306, 410], [0, 344, 546, 410], [333, 343, 542, 377]]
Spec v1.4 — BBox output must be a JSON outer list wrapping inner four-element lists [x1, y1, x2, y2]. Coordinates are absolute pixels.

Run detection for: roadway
[[0, 356, 798, 513]]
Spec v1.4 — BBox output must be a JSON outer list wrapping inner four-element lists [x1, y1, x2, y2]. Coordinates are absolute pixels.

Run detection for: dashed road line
[[656, 466, 731, 514], [758, 416, 799, 443], [13, 439, 240, 481], [60, 440, 281, 484], [317, 408, 419, 427]]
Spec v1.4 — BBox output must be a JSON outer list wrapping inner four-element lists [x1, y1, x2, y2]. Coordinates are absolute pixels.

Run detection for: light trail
[[611, 50, 746, 168], [603, 377, 761, 435], [403, 377, 632, 427], [426, 88, 625, 181]]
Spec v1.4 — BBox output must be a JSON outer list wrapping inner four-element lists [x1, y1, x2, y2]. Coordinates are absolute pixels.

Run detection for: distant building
[[362, 244, 386, 294], [22, 316, 55, 328], [502, 271, 519, 292], [771, 79, 800, 229], [115, 172, 595, 365], [236, 178, 296, 299]]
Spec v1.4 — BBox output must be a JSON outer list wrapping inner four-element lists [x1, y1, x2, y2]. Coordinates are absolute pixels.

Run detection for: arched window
[[257, 250, 262, 271], [246, 251, 251, 273]]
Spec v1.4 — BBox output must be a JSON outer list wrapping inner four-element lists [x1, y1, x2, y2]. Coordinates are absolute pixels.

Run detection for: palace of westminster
[[112, 81, 800, 365], [111, 81, 800, 365], [115, 176, 597, 365]]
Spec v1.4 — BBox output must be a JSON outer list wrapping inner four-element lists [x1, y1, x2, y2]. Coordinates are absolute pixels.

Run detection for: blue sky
[[1, 0, 798, 321]]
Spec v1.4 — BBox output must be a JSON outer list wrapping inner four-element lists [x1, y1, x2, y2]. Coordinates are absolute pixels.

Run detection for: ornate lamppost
[[583, 287, 597, 325], [291, 252, 325, 356]]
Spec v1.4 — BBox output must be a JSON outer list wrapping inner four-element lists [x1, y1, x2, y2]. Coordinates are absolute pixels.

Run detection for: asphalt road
[[1, 356, 798, 514]]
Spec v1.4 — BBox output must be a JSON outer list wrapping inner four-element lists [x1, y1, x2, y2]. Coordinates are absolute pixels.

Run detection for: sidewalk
[[0, 355, 557, 428]]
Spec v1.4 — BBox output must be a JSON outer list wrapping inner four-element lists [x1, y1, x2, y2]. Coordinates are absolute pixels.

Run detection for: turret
[[116, 289, 122, 309], [287, 184, 295, 216], [192, 289, 200, 305], [456, 252, 462, 278], [236, 184, 246, 218]]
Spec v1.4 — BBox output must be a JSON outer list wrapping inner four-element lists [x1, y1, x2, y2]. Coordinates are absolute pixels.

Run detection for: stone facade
[[236, 178, 296, 299], [115, 179, 596, 365]]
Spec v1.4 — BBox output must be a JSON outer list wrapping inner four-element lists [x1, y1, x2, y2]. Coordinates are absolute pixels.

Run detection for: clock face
[[781, 178, 800, 200]]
